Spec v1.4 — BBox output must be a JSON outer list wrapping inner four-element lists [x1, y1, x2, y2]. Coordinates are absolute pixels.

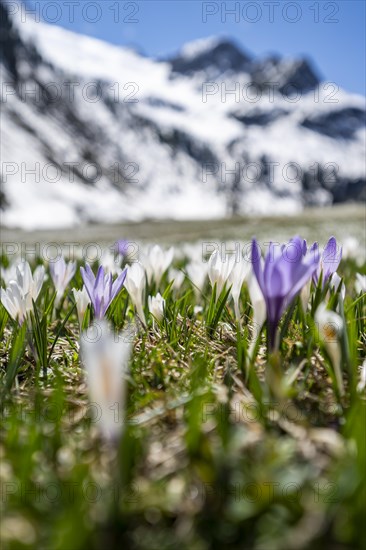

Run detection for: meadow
[[0, 208, 365, 550]]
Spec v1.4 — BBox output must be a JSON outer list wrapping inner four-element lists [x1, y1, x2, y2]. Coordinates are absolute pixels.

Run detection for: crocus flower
[[186, 261, 208, 298], [247, 268, 266, 335], [300, 279, 312, 312], [1, 261, 20, 285], [207, 250, 235, 301], [252, 237, 318, 349], [148, 293, 165, 323], [80, 320, 132, 440], [357, 359, 366, 392], [342, 237, 358, 261], [72, 286, 90, 327], [124, 262, 146, 326], [315, 303, 344, 396], [299, 239, 316, 311], [168, 268, 185, 291], [229, 257, 250, 321], [141, 245, 174, 287], [247, 268, 267, 358], [355, 273, 366, 294], [329, 272, 345, 301], [100, 248, 123, 276], [1, 261, 45, 325], [1, 282, 28, 325], [50, 256, 76, 307], [114, 239, 130, 257], [312, 237, 342, 288], [80, 264, 126, 320]]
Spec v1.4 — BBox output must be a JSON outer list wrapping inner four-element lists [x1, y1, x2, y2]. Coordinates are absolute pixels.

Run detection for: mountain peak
[[250, 55, 320, 92], [167, 36, 252, 76], [178, 36, 242, 59]]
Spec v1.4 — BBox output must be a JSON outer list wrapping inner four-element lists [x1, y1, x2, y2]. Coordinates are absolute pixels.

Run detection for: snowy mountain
[[1, 0, 365, 230]]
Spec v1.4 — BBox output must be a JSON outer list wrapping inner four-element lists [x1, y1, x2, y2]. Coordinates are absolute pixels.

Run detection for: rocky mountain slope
[[1, 0, 365, 229]]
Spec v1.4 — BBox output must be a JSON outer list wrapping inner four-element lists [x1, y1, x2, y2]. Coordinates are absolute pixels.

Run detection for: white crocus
[[1, 262, 45, 325], [124, 263, 146, 326], [186, 260, 208, 298], [168, 268, 185, 291], [1, 261, 20, 285], [148, 293, 165, 323], [72, 286, 90, 327], [342, 237, 358, 261], [355, 273, 366, 294], [247, 269, 267, 357], [207, 250, 235, 301], [329, 272, 346, 301], [50, 256, 76, 307], [229, 258, 250, 321], [300, 279, 312, 312], [141, 245, 174, 287], [315, 303, 344, 396], [1, 282, 28, 325], [81, 321, 132, 440], [16, 261, 45, 300], [100, 248, 122, 275], [247, 269, 266, 333], [357, 360, 366, 392]]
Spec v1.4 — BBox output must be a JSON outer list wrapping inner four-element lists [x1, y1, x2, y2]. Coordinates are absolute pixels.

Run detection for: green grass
[[0, 232, 365, 550]]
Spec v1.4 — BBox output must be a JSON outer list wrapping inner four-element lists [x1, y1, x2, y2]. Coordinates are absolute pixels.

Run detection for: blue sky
[[25, 0, 365, 94]]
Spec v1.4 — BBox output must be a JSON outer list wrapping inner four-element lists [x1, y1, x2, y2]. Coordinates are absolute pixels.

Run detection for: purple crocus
[[80, 264, 127, 319], [114, 240, 130, 257], [252, 236, 319, 350], [312, 236, 342, 288]]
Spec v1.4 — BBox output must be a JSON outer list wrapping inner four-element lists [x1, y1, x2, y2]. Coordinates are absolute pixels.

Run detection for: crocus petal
[[251, 239, 265, 297], [285, 256, 318, 306], [322, 236, 342, 280], [111, 268, 127, 301], [263, 243, 282, 298], [80, 265, 95, 301], [312, 237, 342, 288]]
